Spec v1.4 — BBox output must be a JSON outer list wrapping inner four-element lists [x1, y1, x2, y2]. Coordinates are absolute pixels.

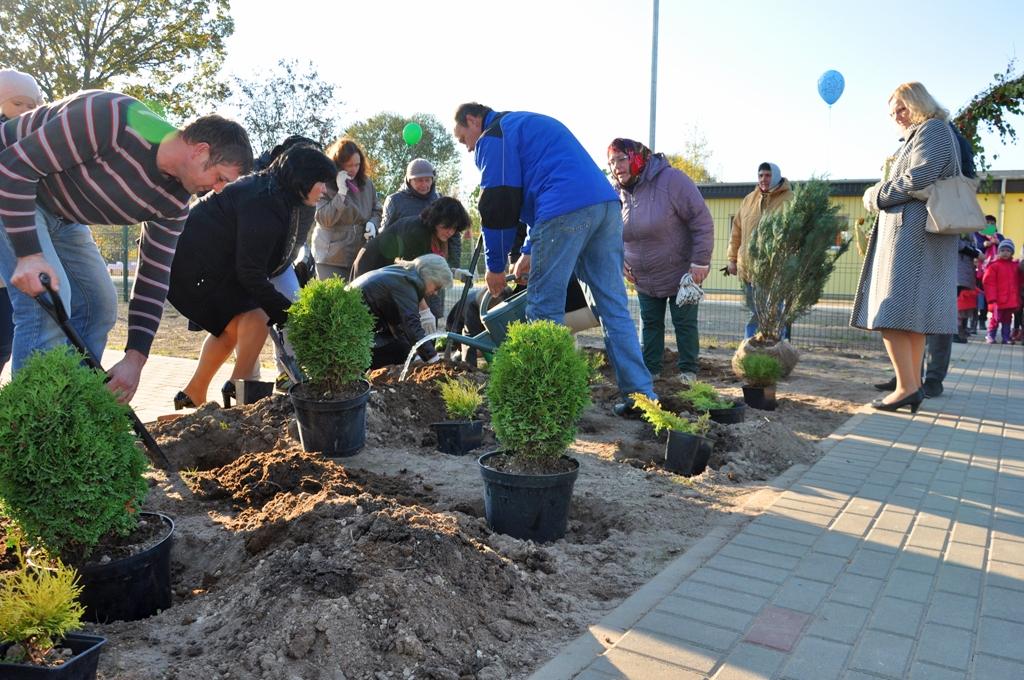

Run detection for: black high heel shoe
[[871, 388, 924, 413], [221, 380, 236, 408], [173, 391, 196, 411]]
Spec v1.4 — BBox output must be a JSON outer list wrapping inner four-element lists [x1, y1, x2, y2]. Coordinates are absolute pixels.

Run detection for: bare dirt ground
[[2, 345, 887, 679]]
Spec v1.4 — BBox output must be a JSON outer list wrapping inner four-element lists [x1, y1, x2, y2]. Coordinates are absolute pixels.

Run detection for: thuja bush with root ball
[[0, 348, 147, 561], [287, 278, 375, 393], [487, 320, 590, 461]]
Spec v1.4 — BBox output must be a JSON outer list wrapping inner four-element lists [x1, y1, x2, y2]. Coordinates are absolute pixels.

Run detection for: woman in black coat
[[168, 146, 336, 409]]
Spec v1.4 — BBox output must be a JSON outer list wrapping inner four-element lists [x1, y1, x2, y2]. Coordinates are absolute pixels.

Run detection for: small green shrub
[[0, 542, 84, 665], [585, 351, 606, 384], [438, 377, 483, 420], [630, 394, 712, 436], [487, 321, 590, 461], [737, 353, 782, 387], [287, 278, 375, 392], [677, 381, 734, 411], [0, 348, 148, 561]]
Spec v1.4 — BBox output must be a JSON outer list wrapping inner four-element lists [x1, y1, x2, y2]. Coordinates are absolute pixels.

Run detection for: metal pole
[[649, 0, 659, 150], [122, 225, 130, 302]]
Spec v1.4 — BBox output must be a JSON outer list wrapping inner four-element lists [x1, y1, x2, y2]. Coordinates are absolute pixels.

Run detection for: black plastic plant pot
[[289, 380, 370, 457], [665, 430, 713, 476], [478, 451, 579, 543], [431, 420, 484, 455], [79, 512, 174, 623], [742, 385, 778, 411], [708, 400, 746, 425], [0, 633, 106, 680]]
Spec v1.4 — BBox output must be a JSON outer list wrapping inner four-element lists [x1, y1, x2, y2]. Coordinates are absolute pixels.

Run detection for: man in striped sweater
[[0, 90, 252, 402]]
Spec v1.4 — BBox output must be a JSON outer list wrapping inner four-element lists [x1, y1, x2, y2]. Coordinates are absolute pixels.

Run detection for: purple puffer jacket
[[618, 154, 715, 298]]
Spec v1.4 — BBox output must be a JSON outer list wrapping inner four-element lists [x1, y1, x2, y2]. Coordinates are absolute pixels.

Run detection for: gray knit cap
[[998, 238, 1015, 254], [406, 158, 435, 180], [0, 69, 42, 107]]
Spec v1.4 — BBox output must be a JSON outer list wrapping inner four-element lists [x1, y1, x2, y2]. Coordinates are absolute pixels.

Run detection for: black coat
[[168, 173, 299, 335], [351, 216, 443, 279], [349, 265, 436, 361]]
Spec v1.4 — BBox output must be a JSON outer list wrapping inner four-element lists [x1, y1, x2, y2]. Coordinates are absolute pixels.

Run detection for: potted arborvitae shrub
[[631, 394, 713, 476], [431, 377, 485, 455], [287, 278, 375, 457], [0, 348, 174, 623], [736, 353, 782, 411], [481, 320, 590, 542], [732, 178, 847, 377], [678, 380, 746, 424], [0, 544, 106, 679]]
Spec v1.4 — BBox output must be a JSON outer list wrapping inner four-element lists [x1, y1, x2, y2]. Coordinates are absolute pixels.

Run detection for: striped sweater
[[0, 90, 191, 355]]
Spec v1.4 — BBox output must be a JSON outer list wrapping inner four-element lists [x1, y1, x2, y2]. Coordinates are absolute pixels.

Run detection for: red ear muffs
[[629, 152, 645, 177]]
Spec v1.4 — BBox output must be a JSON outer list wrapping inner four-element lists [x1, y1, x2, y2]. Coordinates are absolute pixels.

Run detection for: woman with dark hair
[[168, 145, 336, 409], [312, 137, 383, 280]]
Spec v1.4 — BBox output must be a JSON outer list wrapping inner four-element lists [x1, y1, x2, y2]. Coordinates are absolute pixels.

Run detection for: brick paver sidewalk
[[533, 341, 1024, 680]]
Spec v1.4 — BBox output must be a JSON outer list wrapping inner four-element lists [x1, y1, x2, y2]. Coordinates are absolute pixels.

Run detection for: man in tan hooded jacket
[[727, 161, 793, 338]]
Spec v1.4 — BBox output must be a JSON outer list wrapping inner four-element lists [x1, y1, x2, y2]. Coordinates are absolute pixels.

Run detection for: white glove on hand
[[364, 221, 377, 241], [335, 171, 351, 197], [451, 267, 473, 282], [419, 307, 437, 335], [675, 272, 704, 306]]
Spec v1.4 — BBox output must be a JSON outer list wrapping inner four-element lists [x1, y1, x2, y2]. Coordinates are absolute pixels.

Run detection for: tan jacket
[[728, 179, 793, 281]]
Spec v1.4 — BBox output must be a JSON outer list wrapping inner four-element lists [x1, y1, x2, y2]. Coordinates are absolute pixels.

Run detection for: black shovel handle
[[443, 234, 484, 361], [35, 273, 172, 470]]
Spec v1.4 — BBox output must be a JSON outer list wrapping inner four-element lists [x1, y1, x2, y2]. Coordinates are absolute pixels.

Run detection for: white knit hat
[[0, 69, 43, 107], [406, 158, 435, 180]]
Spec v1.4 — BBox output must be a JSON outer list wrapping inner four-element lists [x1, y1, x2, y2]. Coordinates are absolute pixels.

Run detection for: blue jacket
[[475, 111, 617, 272]]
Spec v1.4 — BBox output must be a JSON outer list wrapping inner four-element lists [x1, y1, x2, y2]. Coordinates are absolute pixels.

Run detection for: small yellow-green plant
[[585, 351, 606, 384], [677, 381, 734, 411], [0, 542, 84, 665], [737, 353, 782, 387], [438, 377, 484, 420], [630, 394, 712, 437]]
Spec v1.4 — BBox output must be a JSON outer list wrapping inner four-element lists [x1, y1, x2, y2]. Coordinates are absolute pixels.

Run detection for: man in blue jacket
[[453, 103, 654, 413]]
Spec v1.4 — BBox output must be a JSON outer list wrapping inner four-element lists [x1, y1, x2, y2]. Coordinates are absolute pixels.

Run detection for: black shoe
[[922, 380, 944, 398], [613, 401, 643, 418], [873, 376, 897, 391], [871, 388, 924, 413], [221, 380, 236, 408], [173, 391, 196, 411], [952, 336, 967, 344]]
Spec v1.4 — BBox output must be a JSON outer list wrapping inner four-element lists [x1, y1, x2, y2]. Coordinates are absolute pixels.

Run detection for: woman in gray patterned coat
[[851, 82, 961, 413]]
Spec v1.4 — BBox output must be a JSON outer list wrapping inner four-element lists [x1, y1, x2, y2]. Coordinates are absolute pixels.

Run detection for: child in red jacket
[[957, 287, 978, 343], [982, 239, 1021, 344]]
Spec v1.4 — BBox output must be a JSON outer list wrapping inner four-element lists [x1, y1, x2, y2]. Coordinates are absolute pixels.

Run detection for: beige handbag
[[909, 123, 986, 235]]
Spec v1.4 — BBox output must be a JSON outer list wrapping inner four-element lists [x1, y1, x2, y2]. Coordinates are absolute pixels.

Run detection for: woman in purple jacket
[[609, 139, 714, 383]]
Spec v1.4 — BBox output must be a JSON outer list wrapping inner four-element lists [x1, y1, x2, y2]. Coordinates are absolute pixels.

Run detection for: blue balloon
[[817, 70, 845, 106]]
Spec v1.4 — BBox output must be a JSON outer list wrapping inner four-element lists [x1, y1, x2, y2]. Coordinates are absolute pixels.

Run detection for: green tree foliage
[[630, 394, 711, 436], [0, 0, 234, 120], [736, 353, 782, 387], [745, 179, 847, 344], [664, 127, 716, 182], [952, 60, 1024, 171], [231, 59, 344, 154], [345, 113, 461, 199], [677, 382, 733, 411]]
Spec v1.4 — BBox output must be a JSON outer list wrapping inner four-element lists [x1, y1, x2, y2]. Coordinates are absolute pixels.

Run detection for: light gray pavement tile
[[868, 597, 924, 635], [987, 559, 1024, 592], [710, 642, 787, 680], [843, 498, 883, 517], [907, 661, 967, 680], [590, 650, 704, 679], [865, 528, 906, 553], [658, 595, 755, 633], [779, 492, 847, 510], [814, 533, 863, 558], [719, 544, 802, 571], [614, 628, 718, 674], [690, 569, 780, 598], [742, 606, 810, 652], [731, 532, 810, 559], [990, 538, 1024, 564], [914, 623, 973, 670], [930, 481, 964, 497], [867, 472, 902, 488], [882, 569, 935, 603], [872, 510, 915, 533], [805, 601, 869, 644], [572, 668, 622, 680], [770, 506, 837, 527], [831, 513, 874, 537], [771, 577, 831, 613], [779, 636, 852, 680], [793, 552, 848, 584], [925, 591, 978, 630], [916, 512, 952, 530], [977, 617, 1024, 661], [901, 471, 934, 486], [706, 555, 791, 584], [955, 506, 992, 527], [752, 515, 825, 538], [892, 484, 928, 502], [972, 654, 1024, 679], [858, 484, 896, 502], [672, 580, 768, 614], [831, 573, 885, 606], [981, 585, 1024, 621], [943, 542, 986, 570], [907, 525, 950, 551], [848, 630, 914, 678], [744, 523, 820, 547], [634, 611, 740, 652], [920, 494, 959, 514], [847, 549, 897, 579], [991, 518, 1024, 543], [963, 479, 995, 495]]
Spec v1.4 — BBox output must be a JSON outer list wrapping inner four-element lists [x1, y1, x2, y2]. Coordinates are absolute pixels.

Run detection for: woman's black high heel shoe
[[871, 388, 924, 413], [221, 380, 236, 408], [173, 391, 196, 411]]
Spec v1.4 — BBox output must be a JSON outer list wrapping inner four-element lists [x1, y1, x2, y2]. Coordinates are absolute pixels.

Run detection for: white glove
[[862, 183, 881, 212], [419, 307, 437, 334], [451, 267, 473, 282], [675, 272, 704, 306], [364, 221, 377, 241], [335, 171, 351, 197], [426, 354, 441, 364]]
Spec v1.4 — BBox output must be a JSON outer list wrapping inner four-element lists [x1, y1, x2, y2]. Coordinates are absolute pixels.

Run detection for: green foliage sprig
[[630, 394, 712, 437], [745, 178, 846, 344], [0, 542, 84, 665], [953, 60, 1024, 171], [438, 377, 483, 421], [287, 278, 375, 393], [677, 381, 734, 411], [487, 321, 590, 461], [0, 348, 147, 561], [737, 354, 782, 387]]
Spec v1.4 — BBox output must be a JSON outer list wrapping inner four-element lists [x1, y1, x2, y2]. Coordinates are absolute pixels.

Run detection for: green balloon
[[982, 224, 997, 235], [126, 101, 174, 144], [402, 122, 423, 146]]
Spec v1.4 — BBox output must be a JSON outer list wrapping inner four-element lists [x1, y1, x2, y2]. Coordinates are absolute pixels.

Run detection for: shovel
[[443, 234, 484, 361], [268, 323, 304, 386], [34, 273, 172, 470]]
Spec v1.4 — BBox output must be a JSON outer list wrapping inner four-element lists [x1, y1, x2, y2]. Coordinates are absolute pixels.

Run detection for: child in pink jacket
[[982, 239, 1021, 344]]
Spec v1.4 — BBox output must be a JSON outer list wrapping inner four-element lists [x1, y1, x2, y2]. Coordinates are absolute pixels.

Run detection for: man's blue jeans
[[742, 281, 790, 341], [527, 201, 654, 399], [0, 205, 118, 371]]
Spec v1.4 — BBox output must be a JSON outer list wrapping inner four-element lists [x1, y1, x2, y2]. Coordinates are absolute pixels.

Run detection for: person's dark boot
[[922, 379, 944, 398], [873, 376, 897, 391]]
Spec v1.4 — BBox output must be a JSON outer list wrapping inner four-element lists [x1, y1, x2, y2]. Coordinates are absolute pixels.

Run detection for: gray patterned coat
[[851, 119, 960, 334]]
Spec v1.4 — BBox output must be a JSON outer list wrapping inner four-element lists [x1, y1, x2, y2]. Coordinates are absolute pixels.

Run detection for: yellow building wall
[[977, 192, 1024, 246]]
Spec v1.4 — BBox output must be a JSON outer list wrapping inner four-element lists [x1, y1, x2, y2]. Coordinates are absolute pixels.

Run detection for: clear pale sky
[[221, 0, 1022, 188]]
